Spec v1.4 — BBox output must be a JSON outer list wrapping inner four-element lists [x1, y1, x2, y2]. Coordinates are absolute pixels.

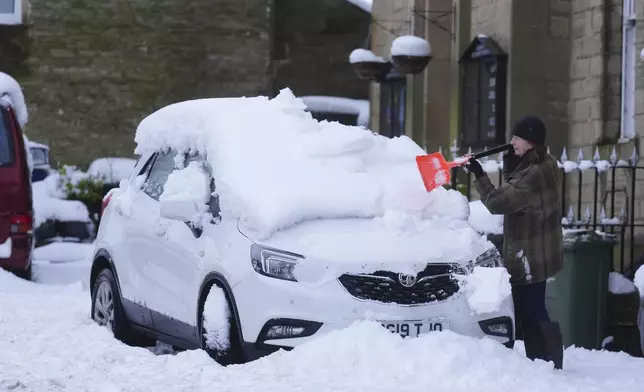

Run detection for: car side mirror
[[158, 161, 211, 223], [160, 197, 201, 222]]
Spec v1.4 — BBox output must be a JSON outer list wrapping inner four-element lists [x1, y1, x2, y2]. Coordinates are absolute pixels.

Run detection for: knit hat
[[512, 115, 546, 145]]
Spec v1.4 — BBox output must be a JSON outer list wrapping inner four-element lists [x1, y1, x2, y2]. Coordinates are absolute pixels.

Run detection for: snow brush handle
[[471, 144, 512, 160]]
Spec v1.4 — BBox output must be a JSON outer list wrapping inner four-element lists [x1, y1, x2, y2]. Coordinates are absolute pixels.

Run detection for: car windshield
[[30, 147, 48, 166], [0, 111, 14, 167]]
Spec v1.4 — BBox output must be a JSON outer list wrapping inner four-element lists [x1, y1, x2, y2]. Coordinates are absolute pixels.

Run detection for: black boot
[[539, 321, 564, 370]]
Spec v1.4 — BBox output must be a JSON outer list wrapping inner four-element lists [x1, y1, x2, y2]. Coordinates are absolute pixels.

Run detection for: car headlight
[[250, 244, 303, 282], [471, 247, 504, 269]]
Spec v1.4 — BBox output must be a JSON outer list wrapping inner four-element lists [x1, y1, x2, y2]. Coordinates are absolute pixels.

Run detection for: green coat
[[474, 150, 564, 285]]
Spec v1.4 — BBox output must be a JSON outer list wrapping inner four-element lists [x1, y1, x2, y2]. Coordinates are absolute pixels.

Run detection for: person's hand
[[463, 156, 484, 178]]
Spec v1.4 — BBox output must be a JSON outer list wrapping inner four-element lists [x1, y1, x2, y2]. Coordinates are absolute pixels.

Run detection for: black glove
[[464, 158, 485, 179]]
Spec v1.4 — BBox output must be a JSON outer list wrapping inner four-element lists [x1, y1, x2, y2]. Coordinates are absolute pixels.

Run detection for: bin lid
[[563, 229, 617, 245]]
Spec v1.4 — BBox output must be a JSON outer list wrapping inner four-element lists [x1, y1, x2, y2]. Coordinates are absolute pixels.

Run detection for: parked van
[[0, 76, 33, 280]]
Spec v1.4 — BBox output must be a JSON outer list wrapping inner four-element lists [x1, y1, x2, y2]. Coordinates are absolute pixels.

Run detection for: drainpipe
[[619, 0, 636, 141]]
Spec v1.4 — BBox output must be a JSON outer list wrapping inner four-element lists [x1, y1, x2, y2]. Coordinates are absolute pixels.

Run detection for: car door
[[122, 149, 182, 322], [151, 153, 215, 340], [110, 152, 156, 328]]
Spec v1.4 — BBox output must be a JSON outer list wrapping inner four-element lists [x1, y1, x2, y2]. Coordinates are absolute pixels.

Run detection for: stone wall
[[272, 0, 370, 99], [20, 0, 274, 167]]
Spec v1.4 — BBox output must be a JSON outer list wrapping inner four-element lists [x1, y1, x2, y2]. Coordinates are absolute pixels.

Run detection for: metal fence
[[446, 143, 643, 274]]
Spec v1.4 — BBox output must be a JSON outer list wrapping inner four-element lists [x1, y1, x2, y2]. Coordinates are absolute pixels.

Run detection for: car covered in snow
[[90, 89, 515, 364], [28, 140, 51, 182]]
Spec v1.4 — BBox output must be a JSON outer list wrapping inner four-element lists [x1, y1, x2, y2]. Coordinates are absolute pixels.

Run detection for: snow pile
[[87, 157, 136, 184], [3, 267, 644, 391], [608, 272, 638, 294], [31, 242, 94, 287], [349, 48, 386, 63], [133, 89, 478, 246], [202, 285, 231, 352], [468, 200, 503, 234], [0, 71, 28, 127], [5, 272, 644, 392], [0, 237, 10, 258], [458, 267, 512, 314], [391, 35, 432, 57], [635, 266, 644, 298], [31, 178, 91, 227]]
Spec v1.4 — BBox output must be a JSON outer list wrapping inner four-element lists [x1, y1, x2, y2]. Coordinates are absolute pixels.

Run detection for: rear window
[[0, 110, 15, 166]]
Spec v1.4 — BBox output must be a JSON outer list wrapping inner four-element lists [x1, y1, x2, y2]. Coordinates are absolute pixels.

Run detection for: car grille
[[337, 263, 463, 305]]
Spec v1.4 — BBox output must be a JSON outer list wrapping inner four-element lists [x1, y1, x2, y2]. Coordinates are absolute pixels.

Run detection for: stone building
[[0, 0, 370, 166], [349, 0, 644, 269]]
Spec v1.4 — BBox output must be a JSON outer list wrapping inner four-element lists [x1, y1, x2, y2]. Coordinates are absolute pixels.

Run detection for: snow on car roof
[[0, 72, 28, 128], [133, 88, 486, 261]]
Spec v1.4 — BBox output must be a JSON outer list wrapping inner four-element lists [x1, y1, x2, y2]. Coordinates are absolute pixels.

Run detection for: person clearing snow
[[463, 115, 564, 369]]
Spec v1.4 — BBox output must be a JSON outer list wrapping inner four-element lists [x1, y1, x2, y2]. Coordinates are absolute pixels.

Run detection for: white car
[[90, 89, 515, 365]]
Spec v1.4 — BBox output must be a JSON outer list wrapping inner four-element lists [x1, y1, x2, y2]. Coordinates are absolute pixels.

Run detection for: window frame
[[0, 0, 22, 25]]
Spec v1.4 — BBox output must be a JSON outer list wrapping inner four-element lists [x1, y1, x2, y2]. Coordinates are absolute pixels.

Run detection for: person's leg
[[517, 281, 563, 369], [512, 283, 543, 360]]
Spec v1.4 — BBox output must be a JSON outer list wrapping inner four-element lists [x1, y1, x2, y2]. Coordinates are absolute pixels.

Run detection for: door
[[150, 153, 215, 340], [122, 150, 182, 323]]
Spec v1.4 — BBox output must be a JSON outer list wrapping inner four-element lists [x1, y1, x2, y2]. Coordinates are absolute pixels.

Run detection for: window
[[141, 150, 177, 201], [379, 75, 406, 138], [0, 109, 15, 166], [29, 147, 48, 167], [0, 0, 21, 25]]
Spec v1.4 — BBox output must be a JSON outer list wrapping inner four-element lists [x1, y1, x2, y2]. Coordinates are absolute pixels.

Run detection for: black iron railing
[[446, 144, 642, 274]]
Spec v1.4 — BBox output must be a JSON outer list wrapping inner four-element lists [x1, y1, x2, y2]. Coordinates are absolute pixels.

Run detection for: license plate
[[380, 317, 449, 338]]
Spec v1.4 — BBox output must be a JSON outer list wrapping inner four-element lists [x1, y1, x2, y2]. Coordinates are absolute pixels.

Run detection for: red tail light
[[101, 192, 114, 216], [10, 214, 32, 235]]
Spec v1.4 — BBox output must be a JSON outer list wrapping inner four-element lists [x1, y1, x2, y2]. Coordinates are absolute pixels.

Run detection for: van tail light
[[10, 214, 32, 235], [101, 192, 114, 216]]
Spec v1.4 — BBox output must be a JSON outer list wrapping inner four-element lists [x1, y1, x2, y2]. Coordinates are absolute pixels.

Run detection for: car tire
[[199, 284, 242, 366], [91, 268, 154, 347]]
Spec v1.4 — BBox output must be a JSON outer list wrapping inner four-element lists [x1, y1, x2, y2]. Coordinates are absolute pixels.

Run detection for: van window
[[0, 111, 15, 167]]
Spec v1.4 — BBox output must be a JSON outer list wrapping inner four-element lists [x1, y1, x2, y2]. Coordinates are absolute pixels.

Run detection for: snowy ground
[[2, 244, 644, 392]]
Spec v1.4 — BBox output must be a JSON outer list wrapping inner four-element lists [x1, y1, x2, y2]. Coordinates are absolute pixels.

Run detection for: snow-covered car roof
[[87, 157, 137, 184], [133, 89, 491, 263], [28, 140, 49, 151]]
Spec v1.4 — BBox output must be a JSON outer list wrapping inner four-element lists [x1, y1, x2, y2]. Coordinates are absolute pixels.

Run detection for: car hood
[[239, 213, 493, 281]]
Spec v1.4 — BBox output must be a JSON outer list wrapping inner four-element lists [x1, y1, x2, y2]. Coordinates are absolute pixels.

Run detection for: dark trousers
[[512, 281, 550, 339]]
